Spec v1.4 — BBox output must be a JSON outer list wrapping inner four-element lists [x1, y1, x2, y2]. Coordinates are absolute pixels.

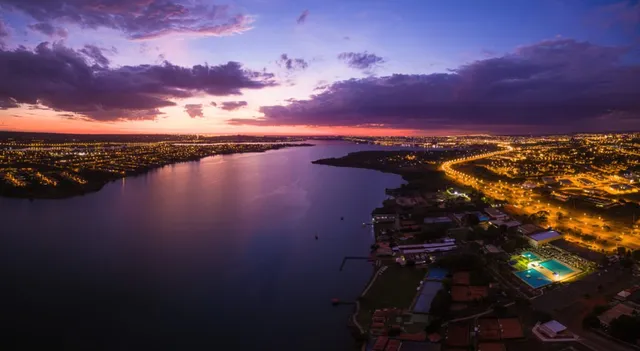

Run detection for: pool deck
[[514, 257, 581, 288]]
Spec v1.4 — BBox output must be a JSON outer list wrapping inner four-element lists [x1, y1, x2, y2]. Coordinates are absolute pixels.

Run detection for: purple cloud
[[184, 104, 203, 118], [0, 0, 253, 40], [219, 101, 248, 111], [0, 18, 9, 48], [297, 10, 309, 24], [79, 44, 110, 67], [594, 1, 640, 30], [0, 42, 275, 121], [0, 18, 9, 38], [338, 51, 385, 71], [28, 22, 67, 38], [276, 54, 308, 72], [228, 39, 640, 133], [210, 101, 217, 107]]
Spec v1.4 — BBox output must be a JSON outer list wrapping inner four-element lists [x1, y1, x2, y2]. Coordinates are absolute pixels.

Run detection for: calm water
[[0, 141, 405, 351]]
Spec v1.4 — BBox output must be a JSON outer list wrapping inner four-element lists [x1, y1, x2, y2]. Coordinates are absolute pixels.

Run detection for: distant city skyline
[[0, 0, 639, 135]]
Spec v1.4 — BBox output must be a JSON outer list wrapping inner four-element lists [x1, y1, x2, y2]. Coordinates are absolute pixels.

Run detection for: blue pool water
[[539, 259, 574, 277], [514, 269, 553, 288], [412, 281, 442, 313], [426, 268, 448, 281], [521, 251, 540, 261]]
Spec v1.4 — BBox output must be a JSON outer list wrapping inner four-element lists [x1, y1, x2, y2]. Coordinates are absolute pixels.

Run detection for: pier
[[339, 256, 372, 271]]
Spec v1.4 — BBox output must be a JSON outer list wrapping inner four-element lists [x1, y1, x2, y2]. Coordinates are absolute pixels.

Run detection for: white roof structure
[[529, 230, 561, 242], [617, 290, 632, 299], [541, 320, 566, 334]]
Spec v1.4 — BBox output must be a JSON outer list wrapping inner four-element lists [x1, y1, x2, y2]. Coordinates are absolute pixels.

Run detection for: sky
[[0, 0, 639, 136]]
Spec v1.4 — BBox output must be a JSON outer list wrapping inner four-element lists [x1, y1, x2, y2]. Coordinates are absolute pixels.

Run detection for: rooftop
[[445, 322, 470, 347], [518, 224, 543, 235], [540, 320, 566, 334], [452, 271, 470, 285], [451, 285, 488, 302], [485, 207, 507, 218], [528, 230, 561, 242], [477, 342, 506, 351], [599, 303, 637, 326], [498, 318, 524, 339], [424, 216, 453, 224]]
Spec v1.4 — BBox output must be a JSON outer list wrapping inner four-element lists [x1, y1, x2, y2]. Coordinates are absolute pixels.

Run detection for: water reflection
[[0, 141, 407, 350]]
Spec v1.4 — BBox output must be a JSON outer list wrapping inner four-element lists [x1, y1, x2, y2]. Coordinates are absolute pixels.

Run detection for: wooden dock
[[339, 256, 372, 271]]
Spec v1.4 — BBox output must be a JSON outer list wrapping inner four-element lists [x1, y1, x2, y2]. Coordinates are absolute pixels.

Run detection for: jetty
[[339, 256, 372, 271]]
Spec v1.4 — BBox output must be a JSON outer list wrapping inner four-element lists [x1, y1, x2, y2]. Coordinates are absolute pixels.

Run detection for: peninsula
[[0, 132, 313, 199]]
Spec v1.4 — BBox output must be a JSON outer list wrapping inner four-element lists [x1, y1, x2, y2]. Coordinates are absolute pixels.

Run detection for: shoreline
[[312, 150, 470, 348], [1, 143, 313, 200], [313, 156, 424, 347]]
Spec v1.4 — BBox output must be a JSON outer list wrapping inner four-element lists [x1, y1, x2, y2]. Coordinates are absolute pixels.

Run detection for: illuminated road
[[441, 145, 640, 251]]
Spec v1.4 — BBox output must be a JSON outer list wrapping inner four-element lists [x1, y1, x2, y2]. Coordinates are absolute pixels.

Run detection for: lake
[[0, 141, 406, 350]]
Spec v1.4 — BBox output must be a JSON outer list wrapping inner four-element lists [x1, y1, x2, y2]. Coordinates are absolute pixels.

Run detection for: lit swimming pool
[[426, 267, 448, 280], [521, 251, 540, 261], [514, 269, 553, 288], [539, 259, 574, 278]]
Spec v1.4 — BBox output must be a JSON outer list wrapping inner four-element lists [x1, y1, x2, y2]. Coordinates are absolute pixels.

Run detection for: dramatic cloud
[[0, 42, 275, 121], [79, 44, 110, 66], [220, 101, 248, 111], [338, 51, 385, 71], [0, 18, 8, 48], [0, 0, 254, 40], [229, 39, 640, 133], [28, 22, 67, 38], [184, 104, 203, 118], [0, 18, 9, 38], [297, 10, 309, 24], [276, 54, 308, 72]]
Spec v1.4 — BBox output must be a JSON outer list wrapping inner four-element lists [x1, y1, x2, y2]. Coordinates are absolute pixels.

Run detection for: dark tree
[[610, 315, 640, 343], [429, 289, 452, 318], [533, 310, 553, 323], [583, 314, 601, 329], [464, 213, 480, 227]]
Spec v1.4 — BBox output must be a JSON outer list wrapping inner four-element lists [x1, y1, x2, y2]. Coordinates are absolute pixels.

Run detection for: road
[[441, 145, 640, 251]]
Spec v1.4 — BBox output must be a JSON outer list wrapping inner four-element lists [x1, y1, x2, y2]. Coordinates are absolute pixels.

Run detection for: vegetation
[[429, 288, 452, 318], [583, 305, 608, 329], [610, 315, 640, 343]]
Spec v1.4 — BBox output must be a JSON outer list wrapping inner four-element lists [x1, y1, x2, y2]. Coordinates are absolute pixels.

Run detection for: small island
[[0, 132, 313, 199]]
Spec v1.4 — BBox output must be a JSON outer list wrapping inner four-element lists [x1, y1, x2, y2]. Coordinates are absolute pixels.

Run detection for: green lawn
[[356, 265, 427, 330]]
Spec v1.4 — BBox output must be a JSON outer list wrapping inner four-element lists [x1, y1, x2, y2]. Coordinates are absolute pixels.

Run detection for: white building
[[527, 230, 562, 247], [538, 320, 567, 338]]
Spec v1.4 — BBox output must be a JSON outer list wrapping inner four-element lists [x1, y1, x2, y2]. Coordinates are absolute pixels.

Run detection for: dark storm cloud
[[0, 0, 253, 40], [276, 54, 308, 72], [28, 22, 67, 38], [220, 101, 248, 111], [184, 104, 203, 118], [297, 10, 309, 24], [0, 18, 9, 48], [228, 39, 640, 131], [338, 51, 385, 70], [0, 42, 275, 121], [79, 44, 110, 66]]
